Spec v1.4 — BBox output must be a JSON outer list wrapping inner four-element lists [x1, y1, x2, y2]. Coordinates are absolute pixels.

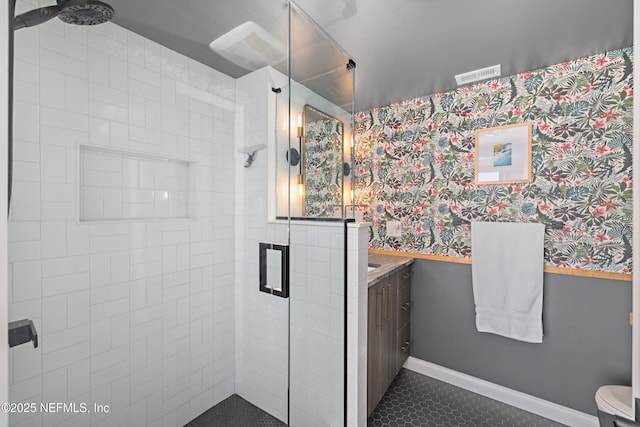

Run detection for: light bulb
[[297, 174, 304, 197]]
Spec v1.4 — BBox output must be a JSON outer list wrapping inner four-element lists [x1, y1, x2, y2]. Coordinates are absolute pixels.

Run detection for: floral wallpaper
[[354, 48, 633, 274], [304, 118, 344, 217]]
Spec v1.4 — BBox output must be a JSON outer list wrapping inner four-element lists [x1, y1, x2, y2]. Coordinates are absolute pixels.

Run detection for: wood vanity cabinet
[[396, 266, 412, 372], [367, 264, 412, 416]]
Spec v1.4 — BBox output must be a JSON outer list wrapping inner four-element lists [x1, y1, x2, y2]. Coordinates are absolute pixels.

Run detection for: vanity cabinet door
[[397, 322, 411, 371], [367, 282, 383, 416], [367, 277, 396, 416], [367, 264, 412, 416], [395, 266, 412, 373], [382, 277, 397, 393], [397, 267, 411, 322]]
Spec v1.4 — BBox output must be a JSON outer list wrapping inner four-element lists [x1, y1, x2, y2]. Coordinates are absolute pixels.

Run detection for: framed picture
[[475, 122, 532, 185]]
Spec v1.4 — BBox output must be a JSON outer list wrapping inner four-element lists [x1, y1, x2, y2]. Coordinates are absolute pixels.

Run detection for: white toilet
[[595, 385, 633, 426]]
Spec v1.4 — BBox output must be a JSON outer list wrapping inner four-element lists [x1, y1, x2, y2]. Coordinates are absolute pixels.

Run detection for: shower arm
[[13, 7, 62, 30]]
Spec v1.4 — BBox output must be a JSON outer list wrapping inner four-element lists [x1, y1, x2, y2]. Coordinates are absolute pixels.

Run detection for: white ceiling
[[105, 0, 633, 112]]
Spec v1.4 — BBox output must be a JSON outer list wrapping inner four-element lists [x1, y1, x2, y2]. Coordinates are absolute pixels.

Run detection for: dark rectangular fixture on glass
[[259, 242, 289, 298]]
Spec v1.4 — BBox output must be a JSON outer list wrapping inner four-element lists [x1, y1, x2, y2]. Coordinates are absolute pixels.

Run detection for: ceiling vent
[[455, 64, 501, 86], [209, 21, 286, 71]]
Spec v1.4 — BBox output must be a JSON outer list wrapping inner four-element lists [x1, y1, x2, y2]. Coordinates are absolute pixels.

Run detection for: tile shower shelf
[[78, 144, 196, 223]]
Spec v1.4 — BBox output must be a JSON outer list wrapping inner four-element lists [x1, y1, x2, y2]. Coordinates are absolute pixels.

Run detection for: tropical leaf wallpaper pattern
[[304, 119, 344, 217], [354, 48, 633, 274]]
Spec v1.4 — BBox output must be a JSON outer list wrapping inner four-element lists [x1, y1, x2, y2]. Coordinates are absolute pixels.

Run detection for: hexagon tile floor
[[368, 369, 566, 427], [185, 369, 566, 426], [185, 394, 287, 427]]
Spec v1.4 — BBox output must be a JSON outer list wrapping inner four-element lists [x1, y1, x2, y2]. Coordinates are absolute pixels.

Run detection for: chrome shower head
[[58, 0, 114, 26], [13, 0, 114, 30]]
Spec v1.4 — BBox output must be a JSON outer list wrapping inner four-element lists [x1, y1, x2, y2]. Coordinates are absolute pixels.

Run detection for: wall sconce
[[283, 114, 305, 199], [297, 115, 304, 198], [285, 114, 303, 170], [297, 174, 304, 196]]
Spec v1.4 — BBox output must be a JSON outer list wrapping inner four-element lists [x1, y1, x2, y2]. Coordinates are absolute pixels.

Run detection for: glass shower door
[[285, 2, 355, 425]]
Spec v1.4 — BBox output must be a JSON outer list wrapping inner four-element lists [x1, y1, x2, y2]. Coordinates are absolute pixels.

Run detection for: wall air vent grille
[[455, 64, 501, 86]]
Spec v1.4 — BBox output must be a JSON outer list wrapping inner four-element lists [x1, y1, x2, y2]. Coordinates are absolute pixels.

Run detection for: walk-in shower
[[7, 1, 356, 425]]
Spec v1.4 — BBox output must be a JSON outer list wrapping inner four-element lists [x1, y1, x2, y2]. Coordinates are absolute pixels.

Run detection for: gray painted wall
[[410, 259, 631, 415]]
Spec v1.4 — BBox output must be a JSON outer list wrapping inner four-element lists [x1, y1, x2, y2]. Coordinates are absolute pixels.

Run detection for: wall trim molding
[[404, 357, 599, 427], [369, 248, 632, 282]]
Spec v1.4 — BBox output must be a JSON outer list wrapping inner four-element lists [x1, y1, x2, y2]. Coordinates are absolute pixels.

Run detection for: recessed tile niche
[[79, 144, 193, 222]]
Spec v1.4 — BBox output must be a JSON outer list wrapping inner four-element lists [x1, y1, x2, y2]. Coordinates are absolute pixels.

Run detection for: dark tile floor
[[368, 368, 566, 427], [185, 369, 566, 426], [185, 394, 287, 427]]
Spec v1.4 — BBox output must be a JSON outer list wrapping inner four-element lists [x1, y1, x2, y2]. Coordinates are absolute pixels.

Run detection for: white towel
[[471, 221, 545, 343]]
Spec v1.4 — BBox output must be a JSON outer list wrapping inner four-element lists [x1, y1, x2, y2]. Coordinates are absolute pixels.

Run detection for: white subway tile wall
[[346, 224, 369, 427], [9, 6, 236, 426], [289, 222, 346, 427], [234, 68, 290, 423], [78, 146, 192, 222]]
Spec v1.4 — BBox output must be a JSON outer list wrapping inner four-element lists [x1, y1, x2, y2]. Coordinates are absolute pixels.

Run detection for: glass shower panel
[[8, 0, 353, 425], [278, 2, 355, 221], [287, 1, 355, 425]]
